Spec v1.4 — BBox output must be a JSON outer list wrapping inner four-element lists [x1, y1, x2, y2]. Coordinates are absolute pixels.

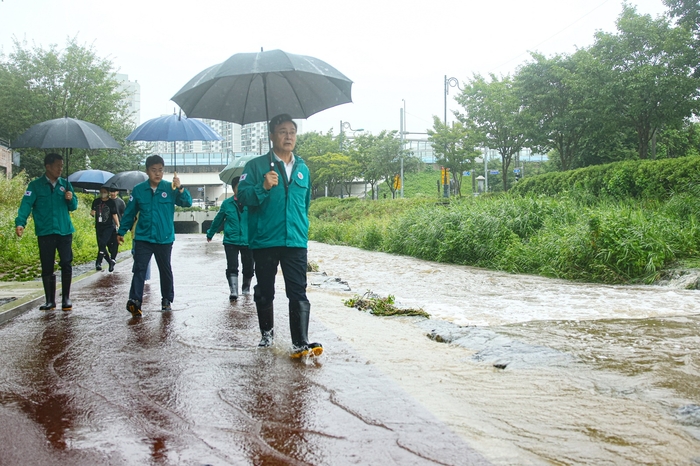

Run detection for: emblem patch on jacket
[[24, 190, 31, 196], [161, 192, 168, 198], [240, 174, 247, 181]]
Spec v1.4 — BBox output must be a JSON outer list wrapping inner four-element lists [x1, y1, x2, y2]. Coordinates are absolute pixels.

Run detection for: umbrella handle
[[172, 171, 178, 190]]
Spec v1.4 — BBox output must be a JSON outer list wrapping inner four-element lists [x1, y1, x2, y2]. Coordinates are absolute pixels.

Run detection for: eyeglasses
[[148, 168, 164, 174], [275, 130, 297, 137]]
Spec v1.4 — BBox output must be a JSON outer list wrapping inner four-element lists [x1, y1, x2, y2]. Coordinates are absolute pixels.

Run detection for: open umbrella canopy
[[126, 113, 223, 143], [11, 116, 122, 150], [171, 49, 353, 125], [104, 170, 148, 192], [67, 169, 115, 190], [219, 154, 260, 185], [126, 113, 223, 170]]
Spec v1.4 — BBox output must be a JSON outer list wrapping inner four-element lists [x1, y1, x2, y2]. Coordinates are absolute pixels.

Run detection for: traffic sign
[[489, 170, 499, 175]]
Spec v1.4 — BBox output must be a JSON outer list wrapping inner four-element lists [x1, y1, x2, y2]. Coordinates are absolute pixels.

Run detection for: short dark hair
[[44, 153, 63, 166], [146, 154, 165, 168], [268, 114, 297, 134], [108, 187, 120, 193], [230, 176, 240, 188]]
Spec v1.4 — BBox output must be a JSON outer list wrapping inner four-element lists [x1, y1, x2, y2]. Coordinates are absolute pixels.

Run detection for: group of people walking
[[14, 114, 322, 358]]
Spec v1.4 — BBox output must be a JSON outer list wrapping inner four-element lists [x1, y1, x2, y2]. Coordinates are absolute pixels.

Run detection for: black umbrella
[[104, 170, 148, 192], [67, 169, 115, 190], [11, 116, 122, 175], [171, 49, 352, 168]]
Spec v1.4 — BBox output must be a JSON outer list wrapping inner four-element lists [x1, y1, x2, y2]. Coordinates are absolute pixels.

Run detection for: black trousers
[[129, 240, 173, 303], [37, 234, 73, 278], [95, 226, 116, 264], [107, 229, 118, 260], [252, 247, 307, 306], [224, 243, 254, 278]]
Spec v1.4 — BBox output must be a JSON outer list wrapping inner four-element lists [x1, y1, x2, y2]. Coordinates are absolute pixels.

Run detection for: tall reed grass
[[309, 192, 700, 284]]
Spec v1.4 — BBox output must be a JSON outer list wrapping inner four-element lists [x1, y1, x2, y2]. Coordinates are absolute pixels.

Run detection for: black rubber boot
[[107, 256, 116, 273], [289, 301, 323, 358], [96, 252, 103, 271], [39, 275, 56, 311], [256, 302, 274, 347], [61, 270, 72, 311], [227, 272, 238, 301], [241, 276, 252, 296]]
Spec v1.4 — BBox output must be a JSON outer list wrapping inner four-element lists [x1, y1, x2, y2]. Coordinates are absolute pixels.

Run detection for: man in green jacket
[[206, 176, 254, 301], [238, 113, 322, 358], [15, 153, 78, 311], [117, 155, 192, 317]]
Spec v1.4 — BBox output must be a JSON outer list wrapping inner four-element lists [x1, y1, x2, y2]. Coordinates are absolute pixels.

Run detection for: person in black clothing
[[108, 188, 126, 264], [91, 187, 120, 272]]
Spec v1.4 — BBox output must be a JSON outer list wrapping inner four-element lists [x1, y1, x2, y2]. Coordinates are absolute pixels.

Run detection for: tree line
[[430, 2, 700, 195], [0, 37, 148, 178]]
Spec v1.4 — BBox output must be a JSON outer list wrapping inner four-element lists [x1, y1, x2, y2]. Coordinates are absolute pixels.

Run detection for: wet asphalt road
[[0, 235, 488, 466]]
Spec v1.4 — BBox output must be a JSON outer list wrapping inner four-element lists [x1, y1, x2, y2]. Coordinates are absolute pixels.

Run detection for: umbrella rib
[[240, 74, 260, 125]]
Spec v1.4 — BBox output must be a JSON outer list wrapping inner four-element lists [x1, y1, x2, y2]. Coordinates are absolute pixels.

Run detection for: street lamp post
[[443, 76, 463, 198], [400, 99, 405, 198], [339, 120, 363, 150], [444, 75, 463, 126], [339, 120, 364, 198]]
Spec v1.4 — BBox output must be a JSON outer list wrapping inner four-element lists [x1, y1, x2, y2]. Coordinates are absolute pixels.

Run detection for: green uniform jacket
[[206, 196, 249, 246], [118, 179, 192, 244], [237, 151, 310, 250], [15, 175, 78, 236]]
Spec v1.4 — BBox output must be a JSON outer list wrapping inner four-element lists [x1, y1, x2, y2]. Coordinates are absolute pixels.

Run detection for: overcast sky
[[1, 0, 669, 136]]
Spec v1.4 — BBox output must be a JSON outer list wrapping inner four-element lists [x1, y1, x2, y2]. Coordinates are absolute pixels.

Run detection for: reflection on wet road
[[0, 235, 487, 465]]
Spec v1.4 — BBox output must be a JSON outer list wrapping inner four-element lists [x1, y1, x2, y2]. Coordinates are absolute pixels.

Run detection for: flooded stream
[[308, 241, 700, 465]]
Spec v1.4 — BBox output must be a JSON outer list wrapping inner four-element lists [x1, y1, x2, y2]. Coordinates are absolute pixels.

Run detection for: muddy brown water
[[0, 235, 698, 465], [308, 241, 700, 465]]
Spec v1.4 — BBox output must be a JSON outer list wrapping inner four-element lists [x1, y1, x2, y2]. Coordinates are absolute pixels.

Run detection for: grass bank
[[309, 191, 700, 285]]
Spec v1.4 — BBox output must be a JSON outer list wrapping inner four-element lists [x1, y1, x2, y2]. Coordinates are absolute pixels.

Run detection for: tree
[[587, 5, 700, 160], [369, 130, 420, 199], [427, 116, 479, 196], [294, 130, 337, 197], [307, 152, 358, 197], [347, 133, 381, 199], [663, 0, 700, 36], [0, 37, 141, 177], [516, 52, 592, 171], [456, 74, 528, 191]]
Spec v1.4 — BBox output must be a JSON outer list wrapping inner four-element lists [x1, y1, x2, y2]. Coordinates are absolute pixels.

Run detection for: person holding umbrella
[[117, 155, 192, 317], [237, 114, 322, 358], [205, 176, 254, 301], [90, 187, 119, 272], [14, 153, 78, 311]]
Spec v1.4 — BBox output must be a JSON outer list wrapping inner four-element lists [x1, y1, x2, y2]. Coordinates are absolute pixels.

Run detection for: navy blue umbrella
[[126, 112, 223, 170], [67, 169, 115, 190]]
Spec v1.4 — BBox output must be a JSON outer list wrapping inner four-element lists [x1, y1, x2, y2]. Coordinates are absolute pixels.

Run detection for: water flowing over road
[[307, 241, 700, 465], [0, 235, 698, 465]]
